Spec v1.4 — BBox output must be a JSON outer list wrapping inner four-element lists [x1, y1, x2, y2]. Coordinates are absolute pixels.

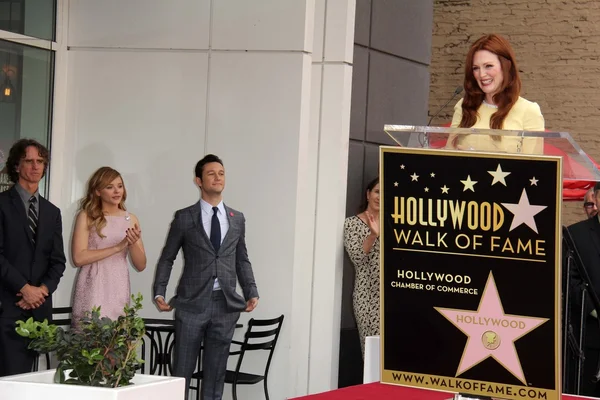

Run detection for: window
[[0, 0, 56, 41], [0, 0, 56, 194]]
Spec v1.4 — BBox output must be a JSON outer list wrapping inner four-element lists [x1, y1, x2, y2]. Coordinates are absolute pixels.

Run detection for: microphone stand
[[427, 88, 462, 126], [562, 225, 600, 394], [563, 244, 585, 393], [423, 87, 463, 149]]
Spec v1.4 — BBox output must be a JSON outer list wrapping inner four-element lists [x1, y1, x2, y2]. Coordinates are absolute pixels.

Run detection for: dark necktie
[[28, 196, 38, 244], [210, 206, 221, 252]]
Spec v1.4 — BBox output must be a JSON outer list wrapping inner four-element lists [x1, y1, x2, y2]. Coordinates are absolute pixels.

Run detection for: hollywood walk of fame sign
[[379, 147, 561, 400]]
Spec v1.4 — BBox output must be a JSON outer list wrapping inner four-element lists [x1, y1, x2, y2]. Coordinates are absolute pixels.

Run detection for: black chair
[[191, 315, 284, 400], [32, 306, 72, 371], [141, 319, 177, 375], [46, 306, 72, 369], [51, 306, 73, 327]]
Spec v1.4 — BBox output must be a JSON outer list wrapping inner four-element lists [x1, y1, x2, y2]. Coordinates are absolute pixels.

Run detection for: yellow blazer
[[446, 96, 545, 154]]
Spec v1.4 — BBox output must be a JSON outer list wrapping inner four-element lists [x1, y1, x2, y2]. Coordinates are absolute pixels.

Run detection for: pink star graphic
[[435, 273, 548, 384], [501, 188, 547, 233]]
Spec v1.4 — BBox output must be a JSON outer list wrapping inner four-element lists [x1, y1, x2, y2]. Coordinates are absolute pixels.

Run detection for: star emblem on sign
[[460, 175, 477, 192], [488, 164, 511, 186], [501, 188, 547, 233], [435, 272, 548, 384]]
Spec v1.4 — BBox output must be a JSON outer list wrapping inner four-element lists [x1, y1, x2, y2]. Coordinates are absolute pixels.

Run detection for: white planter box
[[0, 370, 185, 400], [363, 335, 381, 383]]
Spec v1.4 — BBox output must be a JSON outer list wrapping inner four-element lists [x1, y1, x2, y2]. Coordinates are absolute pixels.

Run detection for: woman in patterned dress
[[71, 167, 147, 324], [343, 177, 380, 358]]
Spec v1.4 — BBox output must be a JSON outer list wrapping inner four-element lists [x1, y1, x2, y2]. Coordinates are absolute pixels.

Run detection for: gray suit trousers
[[174, 290, 240, 400]]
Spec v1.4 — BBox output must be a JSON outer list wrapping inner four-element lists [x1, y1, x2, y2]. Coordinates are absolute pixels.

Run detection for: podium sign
[[380, 147, 561, 400]]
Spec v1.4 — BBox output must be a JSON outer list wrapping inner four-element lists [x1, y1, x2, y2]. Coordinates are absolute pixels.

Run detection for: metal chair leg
[[196, 378, 200, 400], [264, 376, 269, 400], [232, 379, 238, 400]]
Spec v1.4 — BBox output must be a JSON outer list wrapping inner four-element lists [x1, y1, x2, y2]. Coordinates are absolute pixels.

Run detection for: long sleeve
[[0, 208, 27, 293], [520, 101, 545, 154], [567, 225, 596, 319], [41, 210, 66, 294], [235, 214, 258, 301], [450, 98, 464, 128], [522, 101, 545, 132], [445, 99, 464, 149], [153, 211, 184, 298], [568, 253, 595, 320], [344, 218, 371, 267]]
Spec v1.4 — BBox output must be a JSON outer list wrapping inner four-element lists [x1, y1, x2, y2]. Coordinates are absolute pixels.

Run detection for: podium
[[378, 126, 600, 400], [385, 125, 600, 182]]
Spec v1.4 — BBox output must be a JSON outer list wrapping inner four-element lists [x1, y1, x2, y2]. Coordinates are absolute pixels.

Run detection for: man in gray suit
[[153, 154, 259, 400]]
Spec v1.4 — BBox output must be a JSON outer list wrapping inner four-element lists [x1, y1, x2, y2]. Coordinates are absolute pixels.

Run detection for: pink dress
[[72, 214, 131, 323]]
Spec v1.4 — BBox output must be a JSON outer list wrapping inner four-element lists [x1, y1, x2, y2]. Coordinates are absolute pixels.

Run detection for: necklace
[[482, 100, 498, 109], [103, 210, 126, 218]]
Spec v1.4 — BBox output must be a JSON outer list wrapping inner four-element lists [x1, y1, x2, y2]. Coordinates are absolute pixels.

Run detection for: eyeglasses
[[584, 202, 596, 208]]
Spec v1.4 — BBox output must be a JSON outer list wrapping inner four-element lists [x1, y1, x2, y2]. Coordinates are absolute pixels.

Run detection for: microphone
[[427, 86, 463, 126]]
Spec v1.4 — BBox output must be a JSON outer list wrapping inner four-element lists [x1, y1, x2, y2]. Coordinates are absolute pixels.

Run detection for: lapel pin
[[230, 212, 234, 217]]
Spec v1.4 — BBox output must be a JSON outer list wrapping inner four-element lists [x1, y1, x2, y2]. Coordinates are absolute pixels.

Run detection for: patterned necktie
[[210, 206, 221, 252], [28, 196, 38, 244]]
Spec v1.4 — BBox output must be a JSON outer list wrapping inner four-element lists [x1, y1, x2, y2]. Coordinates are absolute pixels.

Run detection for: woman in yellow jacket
[[447, 34, 545, 154]]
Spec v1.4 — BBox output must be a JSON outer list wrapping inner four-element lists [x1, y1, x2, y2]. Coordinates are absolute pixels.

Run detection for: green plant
[[15, 293, 146, 388]]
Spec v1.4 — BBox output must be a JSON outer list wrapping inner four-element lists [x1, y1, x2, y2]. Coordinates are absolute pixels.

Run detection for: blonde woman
[[71, 167, 146, 322]]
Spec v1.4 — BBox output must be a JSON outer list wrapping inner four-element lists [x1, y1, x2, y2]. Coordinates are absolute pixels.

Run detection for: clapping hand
[[365, 210, 379, 237], [125, 224, 142, 245]]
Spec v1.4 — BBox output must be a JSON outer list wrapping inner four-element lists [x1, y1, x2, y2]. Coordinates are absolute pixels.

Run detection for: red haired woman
[[448, 34, 544, 153]]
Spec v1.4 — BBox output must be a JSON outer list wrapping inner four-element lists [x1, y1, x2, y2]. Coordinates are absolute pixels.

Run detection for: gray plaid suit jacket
[[153, 202, 259, 313]]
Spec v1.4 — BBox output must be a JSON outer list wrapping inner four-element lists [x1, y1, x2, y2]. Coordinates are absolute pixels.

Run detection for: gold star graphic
[[430, 172, 436, 178], [394, 182, 399, 187], [410, 173, 419, 182], [529, 177, 539, 186], [460, 175, 477, 192], [424, 187, 429, 192], [488, 164, 511, 186], [441, 185, 450, 194], [400, 164, 406, 170]]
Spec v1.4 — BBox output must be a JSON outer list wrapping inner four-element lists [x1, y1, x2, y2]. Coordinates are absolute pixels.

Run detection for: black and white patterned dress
[[343, 215, 380, 358]]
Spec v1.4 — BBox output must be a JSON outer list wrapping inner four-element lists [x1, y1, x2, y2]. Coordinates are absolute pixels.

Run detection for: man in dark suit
[[583, 188, 598, 219], [153, 154, 259, 400], [567, 181, 600, 396], [0, 139, 66, 377]]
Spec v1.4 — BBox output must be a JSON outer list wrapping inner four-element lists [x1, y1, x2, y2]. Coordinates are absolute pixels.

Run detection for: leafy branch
[[15, 293, 146, 388]]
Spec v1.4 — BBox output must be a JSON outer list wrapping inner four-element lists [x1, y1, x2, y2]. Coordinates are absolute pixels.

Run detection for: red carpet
[[289, 383, 587, 400]]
